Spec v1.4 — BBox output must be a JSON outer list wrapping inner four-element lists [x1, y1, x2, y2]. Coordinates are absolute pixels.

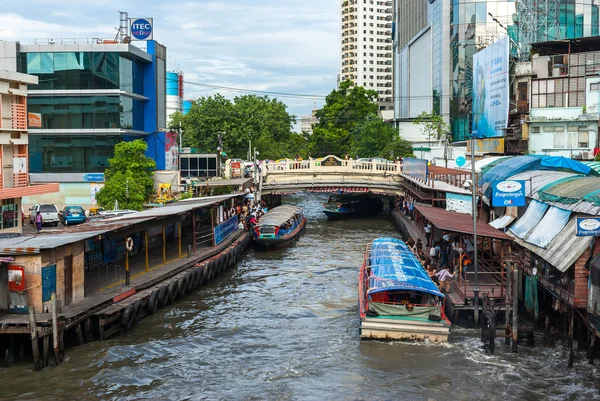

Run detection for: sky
[[0, 0, 340, 126]]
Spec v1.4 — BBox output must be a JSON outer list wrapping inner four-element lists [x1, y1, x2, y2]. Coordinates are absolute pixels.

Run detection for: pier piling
[[28, 307, 41, 371], [42, 335, 49, 367], [75, 323, 84, 346], [568, 311, 575, 368], [51, 293, 61, 365], [511, 264, 519, 353], [505, 266, 512, 346]]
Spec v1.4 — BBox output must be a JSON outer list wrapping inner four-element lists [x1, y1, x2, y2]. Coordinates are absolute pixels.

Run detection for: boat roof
[[367, 237, 444, 298], [256, 205, 303, 227]]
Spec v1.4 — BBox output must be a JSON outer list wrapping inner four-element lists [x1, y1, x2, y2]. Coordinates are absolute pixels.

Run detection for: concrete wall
[[23, 182, 104, 212]]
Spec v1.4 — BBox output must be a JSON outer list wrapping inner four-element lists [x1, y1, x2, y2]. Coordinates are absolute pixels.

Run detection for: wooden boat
[[253, 205, 306, 250], [322, 194, 382, 220], [359, 237, 451, 342]]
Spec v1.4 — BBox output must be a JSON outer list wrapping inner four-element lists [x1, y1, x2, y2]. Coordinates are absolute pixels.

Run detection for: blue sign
[[41, 264, 56, 302], [130, 18, 153, 41], [576, 217, 600, 236], [492, 180, 526, 207], [402, 158, 429, 182], [214, 216, 239, 246], [83, 173, 104, 182], [456, 156, 466, 167]]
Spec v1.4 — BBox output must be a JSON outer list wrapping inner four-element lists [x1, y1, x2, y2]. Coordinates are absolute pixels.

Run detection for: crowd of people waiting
[[405, 222, 474, 294]]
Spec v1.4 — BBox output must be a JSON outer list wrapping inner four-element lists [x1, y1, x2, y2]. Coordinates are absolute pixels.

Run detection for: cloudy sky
[[0, 0, 339, 123]]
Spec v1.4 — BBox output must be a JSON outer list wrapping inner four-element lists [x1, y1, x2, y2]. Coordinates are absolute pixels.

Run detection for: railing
[[13, 173, 28, 188], [261, 159, 402, 175]]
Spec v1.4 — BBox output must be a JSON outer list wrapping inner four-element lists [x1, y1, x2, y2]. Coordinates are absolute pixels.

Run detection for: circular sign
[[455, 156, 466, 167], [496, 180, 522, 193], [579, 218, 600, 231], [131, 18, 153, 40]]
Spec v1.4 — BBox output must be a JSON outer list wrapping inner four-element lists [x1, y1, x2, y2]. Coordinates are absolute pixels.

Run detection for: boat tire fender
[[428, 314, 442, 322], [366, 309, 379, 318], [178, 275, 188, 297], [122, 304, 137, 330], [194, 268, 203, 287], [223, 253, 231, 271], [203, 262, 212, 281], [185, 271, 195, 292], [147, 291, 159, 314]]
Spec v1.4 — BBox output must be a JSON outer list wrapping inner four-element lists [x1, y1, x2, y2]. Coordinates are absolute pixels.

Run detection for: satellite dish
[[123, 36, 132, 44]]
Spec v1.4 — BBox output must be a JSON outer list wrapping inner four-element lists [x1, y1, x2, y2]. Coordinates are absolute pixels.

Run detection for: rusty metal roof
[[510, 217, 594, 272], [414, 204, 512, 240]]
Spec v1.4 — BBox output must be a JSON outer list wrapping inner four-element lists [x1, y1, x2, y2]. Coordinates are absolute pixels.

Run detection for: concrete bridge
[[259, 156, 406, 196]]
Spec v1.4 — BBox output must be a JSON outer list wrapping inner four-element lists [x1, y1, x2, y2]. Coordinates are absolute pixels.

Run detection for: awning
[[509, 200, 549, 239], [523, 206, 571, 248], [489, 206, 518, 229], [414, 204, 511, 240], [510, 217, 594, 272]]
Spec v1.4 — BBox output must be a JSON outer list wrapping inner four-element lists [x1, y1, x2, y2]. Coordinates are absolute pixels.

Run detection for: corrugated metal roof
[[509, 217, 594, 272], [257, 205, 303, 227], [538, 176, 600, 205], [0, 194, 241, 255], [583, 161, 600, 175], [193, 178, 253, 187], [414, 204, 512, 239]]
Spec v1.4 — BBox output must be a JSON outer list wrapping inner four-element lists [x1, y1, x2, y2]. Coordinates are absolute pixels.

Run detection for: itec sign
[[130, 18, 153, 41]]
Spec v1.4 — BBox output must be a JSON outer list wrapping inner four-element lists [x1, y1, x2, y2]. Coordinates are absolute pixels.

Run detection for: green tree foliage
[[309, 80, 379, 156], [350, 116, 413, 159], [95, 140, 156, 211], [413, 111, 450, 145], [180, 94, 299, 160], [596, 152, 600, 162]]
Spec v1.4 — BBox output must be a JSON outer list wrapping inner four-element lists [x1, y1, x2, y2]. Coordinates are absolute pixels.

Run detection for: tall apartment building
[[341, 0, 394, 111]]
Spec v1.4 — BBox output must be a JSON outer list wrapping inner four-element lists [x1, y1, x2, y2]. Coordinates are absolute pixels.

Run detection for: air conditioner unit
[[581, 151, 591, 160]]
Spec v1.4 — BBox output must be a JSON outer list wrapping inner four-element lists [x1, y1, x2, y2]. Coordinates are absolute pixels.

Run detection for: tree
[[95, 140, 156, 211], [413, 111, 450, 146], [309, 80, 379, 156]]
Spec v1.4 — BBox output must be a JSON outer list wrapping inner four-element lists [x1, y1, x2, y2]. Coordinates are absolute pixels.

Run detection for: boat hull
[[359, 317, 450, 342], [322, 210, 361, 220]]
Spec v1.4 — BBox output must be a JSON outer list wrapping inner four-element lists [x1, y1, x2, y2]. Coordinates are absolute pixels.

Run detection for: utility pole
[[471, 135, 480, 325]]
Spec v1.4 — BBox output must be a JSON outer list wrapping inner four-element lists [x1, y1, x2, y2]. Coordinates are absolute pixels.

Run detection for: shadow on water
[[0, 192, 599, 400]]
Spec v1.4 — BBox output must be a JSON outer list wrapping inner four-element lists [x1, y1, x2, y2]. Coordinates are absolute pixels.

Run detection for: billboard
[[402, 158, 429, 182], [467, 138, 505, 154], [165, 131, 179, 171], [492, 180, 526, 207], [446, 192, 474, 215], [472, 36, 509, 138], [28, 112, 42, 128], [130, 18, 153, 41]]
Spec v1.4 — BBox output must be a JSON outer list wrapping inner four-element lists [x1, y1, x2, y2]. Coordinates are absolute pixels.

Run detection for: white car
[[29, 204, 60, 226]]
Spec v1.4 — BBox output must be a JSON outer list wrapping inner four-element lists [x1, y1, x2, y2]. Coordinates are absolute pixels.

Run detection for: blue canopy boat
[[253, 205, 306, 250], [359, 237, 451, 342]]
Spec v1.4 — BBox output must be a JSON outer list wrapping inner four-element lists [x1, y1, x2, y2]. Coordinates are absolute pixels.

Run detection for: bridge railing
[[262, 159, 402, 175]]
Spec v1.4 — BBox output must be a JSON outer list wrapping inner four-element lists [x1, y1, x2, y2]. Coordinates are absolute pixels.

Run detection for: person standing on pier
[[35, 211, 43, 232], [424, 221, 432, 247]]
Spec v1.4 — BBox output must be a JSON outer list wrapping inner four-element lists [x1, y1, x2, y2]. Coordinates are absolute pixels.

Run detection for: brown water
[[1, 193, 599, 401]]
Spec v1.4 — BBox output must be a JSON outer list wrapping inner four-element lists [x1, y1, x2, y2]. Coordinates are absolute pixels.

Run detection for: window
[[531, 126, 541, 133], [591, 82, 600, 91]]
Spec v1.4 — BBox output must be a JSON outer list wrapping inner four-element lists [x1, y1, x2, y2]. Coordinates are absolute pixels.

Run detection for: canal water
[[1, 193, 599, 400]]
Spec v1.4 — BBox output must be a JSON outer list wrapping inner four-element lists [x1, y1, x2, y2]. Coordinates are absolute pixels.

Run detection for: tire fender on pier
[[178, 275, 188, 297], [185, 271, 195, 292], [203, 262, 211, 281], [122, 303, 136, 330], [223, 253, 231, 271], [194, 268, 203, 287], [168, 280, 178, 303], [158, 285, 169, 307], [147, 290, 159, 315]]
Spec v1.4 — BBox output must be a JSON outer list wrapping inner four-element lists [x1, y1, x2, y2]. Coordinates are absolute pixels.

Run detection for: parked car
[[60, 206, 86, 226], [29, 204, 59, 226]]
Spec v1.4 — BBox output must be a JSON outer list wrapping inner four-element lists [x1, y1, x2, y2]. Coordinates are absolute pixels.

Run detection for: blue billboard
[[576, 217, 600, 236], [402, 158, 429, 182], [492, 180, 526, 207], [214, 216, 239, 246], [472, 36, 509, 138]]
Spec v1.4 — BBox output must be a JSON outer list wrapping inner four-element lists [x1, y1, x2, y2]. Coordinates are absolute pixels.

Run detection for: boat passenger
[[434, 268, 453, 292], [406, 237, 415, 249]]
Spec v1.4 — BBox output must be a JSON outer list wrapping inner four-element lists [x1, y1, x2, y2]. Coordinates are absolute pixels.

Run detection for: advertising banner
[[402, 158, 429, 181], [576, 217, 600, 236], [492, 180, 526, 207], [214, 215, 239, 246], [467, 138, 505, 154], [28, 112, 42, 128], [472, 36, 509, 138], [129, 18, 153, 41], [446, 192, 475, 215], [165, 131, 179, 171]]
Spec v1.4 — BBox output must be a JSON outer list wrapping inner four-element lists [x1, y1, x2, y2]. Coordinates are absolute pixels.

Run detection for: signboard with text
[[576, 217, 600, 236], [472, 36, 509, 138], [130, 18, 153, 41], [492, 180, 526, 207], [402, 158, 429, 182], [28, 112, 42, 128], [467, 138, 505, 154]]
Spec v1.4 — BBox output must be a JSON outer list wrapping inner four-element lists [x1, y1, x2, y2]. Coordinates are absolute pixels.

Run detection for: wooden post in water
[[512, 263, 519, 353], [145, 230, 149, 272], [83, 319, 93, 343], [75, 323, 84, 346], [505, 265, 512, 346], [568, 310, 575, 368], [28, 307, 41, 371], [51, 293, 60, 365], [42, 335, 49, 368], [162, 224, 167, 264], [178, 221, 182, 258]]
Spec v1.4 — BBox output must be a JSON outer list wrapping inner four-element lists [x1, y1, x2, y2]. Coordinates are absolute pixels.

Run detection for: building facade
[[166, 70, 183, 126], [14, 39, 168, 209], [0, 41, 59, 233], [341, 0, 394, 110]]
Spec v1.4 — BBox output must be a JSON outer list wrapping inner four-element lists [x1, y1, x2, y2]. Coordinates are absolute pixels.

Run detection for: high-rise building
[[395, 0, 600, 142], [341, 0, 394, 111]]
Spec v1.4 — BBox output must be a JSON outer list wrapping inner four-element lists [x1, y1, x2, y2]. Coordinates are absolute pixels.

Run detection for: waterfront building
[[395, 0, 600, 143], [13, 37, 169, 209], [341, 0, 394, 111], [0, 41, 59, 234]]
